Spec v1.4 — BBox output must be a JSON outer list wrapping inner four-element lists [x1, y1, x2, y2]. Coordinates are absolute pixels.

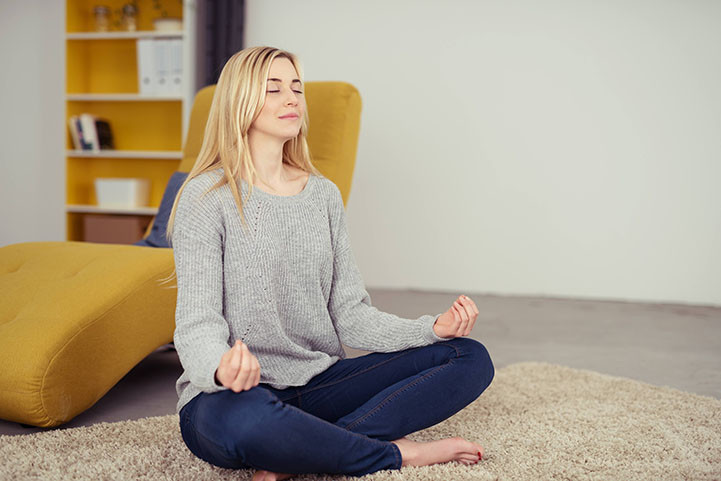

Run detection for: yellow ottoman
[[0, 241, 176, 428]]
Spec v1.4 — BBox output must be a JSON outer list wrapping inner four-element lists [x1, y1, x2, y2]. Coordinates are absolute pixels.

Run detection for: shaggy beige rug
[[1, 362, 719, 480]]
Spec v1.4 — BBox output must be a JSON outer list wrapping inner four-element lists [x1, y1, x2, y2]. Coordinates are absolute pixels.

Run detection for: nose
[[283, 88, 298, 106]]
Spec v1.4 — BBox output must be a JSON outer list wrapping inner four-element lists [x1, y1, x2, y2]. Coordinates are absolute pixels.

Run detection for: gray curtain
[[199, 0, 245, 87]]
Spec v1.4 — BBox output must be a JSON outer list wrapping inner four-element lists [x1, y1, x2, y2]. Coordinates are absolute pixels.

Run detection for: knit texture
[[171, 168, 450, 414]]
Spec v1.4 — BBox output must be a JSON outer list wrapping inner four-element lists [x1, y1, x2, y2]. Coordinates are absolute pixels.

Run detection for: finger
[[451, 303, 461, 325], [454, 301, 469, 326], [458, 298, 477, 335], [250, 357, 260, 389], [244, 352, 259, 390], [221, 342, 241, 386], [452, 304, 467, 336], [220, 340, 237, 365], [454, 299, 469, 322], [241, 346, 256, 391], [237, 344, 255, 391], [253, 358, 261, 386], [463, 295, 479, 315], [230, 344, 246, 392]]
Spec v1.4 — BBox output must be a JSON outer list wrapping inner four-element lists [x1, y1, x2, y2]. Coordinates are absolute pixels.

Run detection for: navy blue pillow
[[134, 171, 189, 248]]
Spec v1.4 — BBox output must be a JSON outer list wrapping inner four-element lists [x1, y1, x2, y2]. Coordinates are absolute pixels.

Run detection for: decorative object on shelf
[[120, 3, 138, 31], [153, 17, 182, 31], [68, 114, 115, 151], [93, 5, 111, 32], [151, 0, 182, 31], [134, 171, 189, 247], [95, 178, 151, 208]]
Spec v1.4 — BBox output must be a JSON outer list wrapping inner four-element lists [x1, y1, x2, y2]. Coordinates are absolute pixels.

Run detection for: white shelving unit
[[65, 0, 197, 240]]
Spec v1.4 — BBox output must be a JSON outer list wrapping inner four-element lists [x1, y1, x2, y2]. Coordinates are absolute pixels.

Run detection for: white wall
[[246, 0, 721, 306], [1, 1, 718, 307], [0, 2, 65, 246]]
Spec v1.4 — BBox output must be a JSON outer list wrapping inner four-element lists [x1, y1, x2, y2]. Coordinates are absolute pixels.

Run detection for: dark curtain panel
[[199, 0, 245, 87]]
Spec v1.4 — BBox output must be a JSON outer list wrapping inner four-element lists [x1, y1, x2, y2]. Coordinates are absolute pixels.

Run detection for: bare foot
[[391, 436, 485, 467], [251, 470, 294, 481]]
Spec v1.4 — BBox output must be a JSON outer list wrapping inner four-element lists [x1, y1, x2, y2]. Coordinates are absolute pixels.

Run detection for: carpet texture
[[2, 362, 719, 480]]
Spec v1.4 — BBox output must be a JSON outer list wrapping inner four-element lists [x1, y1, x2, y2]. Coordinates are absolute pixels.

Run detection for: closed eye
[[267, 90, 303, 94]]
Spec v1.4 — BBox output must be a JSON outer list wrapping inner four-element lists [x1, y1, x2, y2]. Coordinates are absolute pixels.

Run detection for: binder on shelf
[[137, 38, 155, 96], [169, 38, 183, 96], [154, 38, 171, 96]]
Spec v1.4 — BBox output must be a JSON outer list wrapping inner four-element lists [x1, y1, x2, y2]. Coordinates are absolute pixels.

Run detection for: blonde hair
[[159, 46, 321, 286]]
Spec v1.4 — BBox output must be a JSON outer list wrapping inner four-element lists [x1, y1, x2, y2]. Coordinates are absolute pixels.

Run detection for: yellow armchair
[[0, 81, 361, 428]]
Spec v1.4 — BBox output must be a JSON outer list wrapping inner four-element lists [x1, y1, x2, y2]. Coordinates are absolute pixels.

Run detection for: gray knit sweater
[[171, 168, 450, 414]]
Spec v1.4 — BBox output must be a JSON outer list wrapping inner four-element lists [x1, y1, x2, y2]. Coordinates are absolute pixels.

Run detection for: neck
[[247, 131, 289, 185]]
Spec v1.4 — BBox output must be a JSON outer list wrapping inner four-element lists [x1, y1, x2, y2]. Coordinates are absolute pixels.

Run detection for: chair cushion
[[0, 241, 176, 427], [135, 171, 188, 248]]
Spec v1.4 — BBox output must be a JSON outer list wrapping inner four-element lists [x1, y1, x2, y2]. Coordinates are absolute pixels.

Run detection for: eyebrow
[[267, 78, 302, 84]]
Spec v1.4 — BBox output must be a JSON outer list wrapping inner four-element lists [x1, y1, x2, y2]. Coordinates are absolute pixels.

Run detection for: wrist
[[432, 314, 444, 337]]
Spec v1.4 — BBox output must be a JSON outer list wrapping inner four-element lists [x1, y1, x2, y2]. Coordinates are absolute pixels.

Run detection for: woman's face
[[249, 57, 305, 143]]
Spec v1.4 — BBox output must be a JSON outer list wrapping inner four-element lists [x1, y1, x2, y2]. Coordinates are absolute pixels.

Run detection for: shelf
[[67, 204, 159, 215], [67, 150, 183, 159], [67, 31, 183, 40], [67, 94, 183, 101]]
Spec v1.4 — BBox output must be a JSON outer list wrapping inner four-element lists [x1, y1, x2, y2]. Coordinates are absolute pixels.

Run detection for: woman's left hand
[[433, 295, 479, 339]]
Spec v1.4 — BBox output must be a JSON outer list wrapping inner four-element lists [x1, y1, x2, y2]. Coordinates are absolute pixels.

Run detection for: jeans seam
[[391, 440, 402, 469], [344, 358, 457, 431]]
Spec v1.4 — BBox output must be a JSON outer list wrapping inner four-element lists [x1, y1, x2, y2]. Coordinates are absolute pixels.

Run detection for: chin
[[278, 131, 301, 142]]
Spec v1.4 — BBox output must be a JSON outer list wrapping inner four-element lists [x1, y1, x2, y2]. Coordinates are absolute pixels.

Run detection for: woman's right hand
[[215, 340, 261, 392]]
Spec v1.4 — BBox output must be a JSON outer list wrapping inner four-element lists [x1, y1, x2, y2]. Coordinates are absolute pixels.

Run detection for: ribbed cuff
[[423, 313, 455, 343], [198, 343, 231, 394]]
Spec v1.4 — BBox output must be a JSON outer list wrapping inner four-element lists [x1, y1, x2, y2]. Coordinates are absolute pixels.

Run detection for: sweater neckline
[[210, 167, 316, 204], [240, 172, 316, 204]]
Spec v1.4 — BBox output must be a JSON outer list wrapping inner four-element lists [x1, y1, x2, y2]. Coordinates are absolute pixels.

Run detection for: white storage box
[[94, 178, 150, 208]]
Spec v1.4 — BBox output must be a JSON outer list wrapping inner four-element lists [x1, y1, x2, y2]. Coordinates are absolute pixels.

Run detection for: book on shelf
[[68, 114, 115, 151], [136, 38, 183, 97]]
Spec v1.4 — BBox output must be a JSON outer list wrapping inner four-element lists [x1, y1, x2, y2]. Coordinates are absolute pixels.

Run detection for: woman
[[165, 46, 495, 481]]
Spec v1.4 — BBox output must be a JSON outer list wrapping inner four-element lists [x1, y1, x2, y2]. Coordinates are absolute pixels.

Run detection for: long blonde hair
[[161, 46, 321, 285]]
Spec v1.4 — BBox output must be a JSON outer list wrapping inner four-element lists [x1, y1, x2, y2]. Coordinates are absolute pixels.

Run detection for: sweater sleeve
[[171, 178, 230, 394], [326, 183, 453, 352]]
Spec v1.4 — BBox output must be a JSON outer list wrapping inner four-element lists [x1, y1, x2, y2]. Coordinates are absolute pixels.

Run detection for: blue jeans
[[179, 337, 494, 477]]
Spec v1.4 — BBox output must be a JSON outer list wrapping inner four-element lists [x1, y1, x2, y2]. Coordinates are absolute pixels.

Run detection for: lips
[[279, 113, 299, 119]]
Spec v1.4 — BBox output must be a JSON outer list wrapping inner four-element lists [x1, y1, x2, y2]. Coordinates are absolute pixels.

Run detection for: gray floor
[[2, 290, 720, 436]]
